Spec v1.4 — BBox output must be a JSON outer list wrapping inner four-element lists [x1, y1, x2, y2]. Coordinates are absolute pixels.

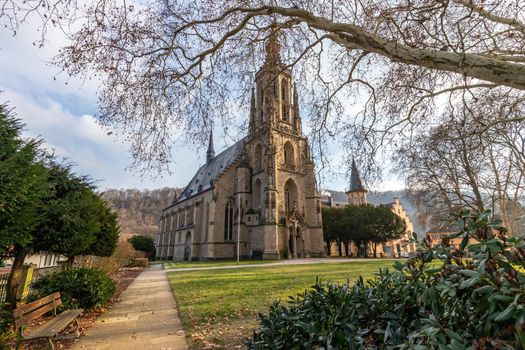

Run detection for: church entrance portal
[[184, 232, 192, 261]]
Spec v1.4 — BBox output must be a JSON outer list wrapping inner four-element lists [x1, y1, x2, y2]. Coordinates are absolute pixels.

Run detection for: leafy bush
[[127, 258, 149, 267], [128, 235, 156, 258], [248, 210, 525, 349], [0, 301, 12, 333], [31, 268, 116, 310], [75, 240, 136, 275]]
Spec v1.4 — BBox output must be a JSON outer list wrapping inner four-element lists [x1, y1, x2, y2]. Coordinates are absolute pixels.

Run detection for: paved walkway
[[71, 265, 188, 350], [164, 257, 398, 272]]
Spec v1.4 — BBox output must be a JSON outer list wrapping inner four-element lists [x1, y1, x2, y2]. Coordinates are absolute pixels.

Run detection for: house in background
[[322, 160, 417, 258]]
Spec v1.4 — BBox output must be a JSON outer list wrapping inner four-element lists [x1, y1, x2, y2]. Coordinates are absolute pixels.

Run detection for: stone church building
[[155, 33, 325, 260]]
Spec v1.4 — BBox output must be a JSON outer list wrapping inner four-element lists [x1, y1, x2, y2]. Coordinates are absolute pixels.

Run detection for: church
[[155, 32, 325, 260]]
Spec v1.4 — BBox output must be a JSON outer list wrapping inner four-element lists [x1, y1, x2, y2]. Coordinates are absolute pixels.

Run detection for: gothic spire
[[265, 24, 282, 66], [349, 158, 366, 193], [206, 129, 215, 163], [249, 87, 256, 132]]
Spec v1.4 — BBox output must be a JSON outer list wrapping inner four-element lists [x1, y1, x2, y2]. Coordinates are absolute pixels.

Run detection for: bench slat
[[14, 299, 62, 330], [13, 292, 61, 318], [24, 309, 83, 339]]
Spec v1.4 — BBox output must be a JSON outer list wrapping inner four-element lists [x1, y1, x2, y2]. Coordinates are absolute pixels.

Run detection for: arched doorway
[[287, 224, 305, 259], [288, 227, 295, 258], [184, 232, 192, 261]]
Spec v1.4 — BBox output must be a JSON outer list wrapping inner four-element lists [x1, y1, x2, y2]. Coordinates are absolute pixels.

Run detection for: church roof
[[175, 137, 247, 204]]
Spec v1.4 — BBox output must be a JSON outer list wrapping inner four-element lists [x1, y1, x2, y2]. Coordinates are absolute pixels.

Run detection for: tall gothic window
[[224, 201, 234, 241], [283, 141, 295, 169], [253, 178, 262, 208], [254, 143, 263, 172], [204, 202, 210, 242]]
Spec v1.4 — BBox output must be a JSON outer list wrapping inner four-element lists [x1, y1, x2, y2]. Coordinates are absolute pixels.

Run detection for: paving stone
[[70, 265, 189, 350]]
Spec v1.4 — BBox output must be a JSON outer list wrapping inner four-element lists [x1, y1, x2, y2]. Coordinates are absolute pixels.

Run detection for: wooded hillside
[[101, 187, 181, 240]]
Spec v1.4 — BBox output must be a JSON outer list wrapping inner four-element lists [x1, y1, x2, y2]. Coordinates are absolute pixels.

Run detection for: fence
[[0, 265, 62, 303], [0, 267, 10, 302]]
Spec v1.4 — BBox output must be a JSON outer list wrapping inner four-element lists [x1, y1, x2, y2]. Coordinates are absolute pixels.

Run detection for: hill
[[101, 187, 181, 240]]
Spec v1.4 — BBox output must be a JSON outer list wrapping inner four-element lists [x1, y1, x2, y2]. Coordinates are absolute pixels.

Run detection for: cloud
[[0, 18, 205, 191], [0, 14, 402, 192]]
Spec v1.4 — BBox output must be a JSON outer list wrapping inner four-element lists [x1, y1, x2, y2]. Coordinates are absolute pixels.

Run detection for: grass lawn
[[167, 259, 400, 349], [162, 259, 278, 269]]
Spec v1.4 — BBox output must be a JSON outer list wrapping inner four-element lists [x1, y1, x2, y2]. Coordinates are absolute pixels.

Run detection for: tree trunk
[[65, 256, 75, 270], [325, 241, 331, 256], [338, 241, 343, 256], [372, 243, 377, 258], [344, 242, 350, 257], [6, 250, 26, 310]]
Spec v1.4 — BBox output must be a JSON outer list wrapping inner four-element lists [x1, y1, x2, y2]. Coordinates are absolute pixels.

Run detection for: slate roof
[[175, 138, 247, 204], [348, 158, 366, 193]]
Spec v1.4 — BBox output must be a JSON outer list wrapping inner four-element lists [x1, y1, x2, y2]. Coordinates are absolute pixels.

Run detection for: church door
[[184, 232, 192, 261], [296, 229, 305, 258]]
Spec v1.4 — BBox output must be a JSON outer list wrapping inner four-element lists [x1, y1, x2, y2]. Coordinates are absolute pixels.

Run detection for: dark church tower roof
[[347, 158, 367, 193], [206, 129, 215, 163]]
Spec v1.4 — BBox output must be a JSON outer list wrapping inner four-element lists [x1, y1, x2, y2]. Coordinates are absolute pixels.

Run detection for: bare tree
[[397, 91, 525, 234], [1, 0, 524, 177]]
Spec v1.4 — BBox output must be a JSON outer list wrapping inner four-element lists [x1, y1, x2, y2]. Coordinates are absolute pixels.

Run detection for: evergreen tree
[[0, 105, 47, 309]]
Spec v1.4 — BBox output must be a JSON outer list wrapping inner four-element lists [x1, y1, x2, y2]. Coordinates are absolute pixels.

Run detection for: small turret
[[206, 129, 215, 163], [249, 88, 256, 133], [293, 83, 301, 133], [346, 158, 368, 206]]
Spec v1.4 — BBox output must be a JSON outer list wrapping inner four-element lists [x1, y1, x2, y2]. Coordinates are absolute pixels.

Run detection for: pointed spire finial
[[249, 87, 256, 132], [293, 83, 299, 119], [293, 82, 302, 133], [206, 129, 215, 163]]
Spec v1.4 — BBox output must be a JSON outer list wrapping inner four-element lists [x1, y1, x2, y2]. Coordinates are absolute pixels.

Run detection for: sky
[[0, 18, 403, 192]]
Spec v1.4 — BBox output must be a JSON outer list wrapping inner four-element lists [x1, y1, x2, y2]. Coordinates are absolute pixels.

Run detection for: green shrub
[[128, 235, 156, 258], [248, 210, 525, 349], [31, 268, 116, 310], [0, 301, 12, 333]]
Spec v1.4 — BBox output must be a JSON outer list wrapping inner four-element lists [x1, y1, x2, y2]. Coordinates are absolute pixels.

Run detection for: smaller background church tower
[[346, 158, 367, 206]]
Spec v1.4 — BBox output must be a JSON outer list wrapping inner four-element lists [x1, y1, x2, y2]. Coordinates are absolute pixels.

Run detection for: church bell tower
[[244, 25, 324, 259]]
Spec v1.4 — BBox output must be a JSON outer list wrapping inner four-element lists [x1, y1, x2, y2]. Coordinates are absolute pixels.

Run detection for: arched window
[[281, 78, 289, 122], [224, 201, 234, 241], [253, 178, 262, 208], [204, 202, 210, 242], [254, 144, 263, 172], [284, 179, 298, 214], [283, 141, 295, 169]]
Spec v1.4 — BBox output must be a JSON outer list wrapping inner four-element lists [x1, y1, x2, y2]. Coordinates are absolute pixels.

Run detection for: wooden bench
[[12, 292, 83, 350]]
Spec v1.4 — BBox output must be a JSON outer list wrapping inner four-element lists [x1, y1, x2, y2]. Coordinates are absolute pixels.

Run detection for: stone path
[[164, 257, 398, 272], [71, 265, 188, 350]]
